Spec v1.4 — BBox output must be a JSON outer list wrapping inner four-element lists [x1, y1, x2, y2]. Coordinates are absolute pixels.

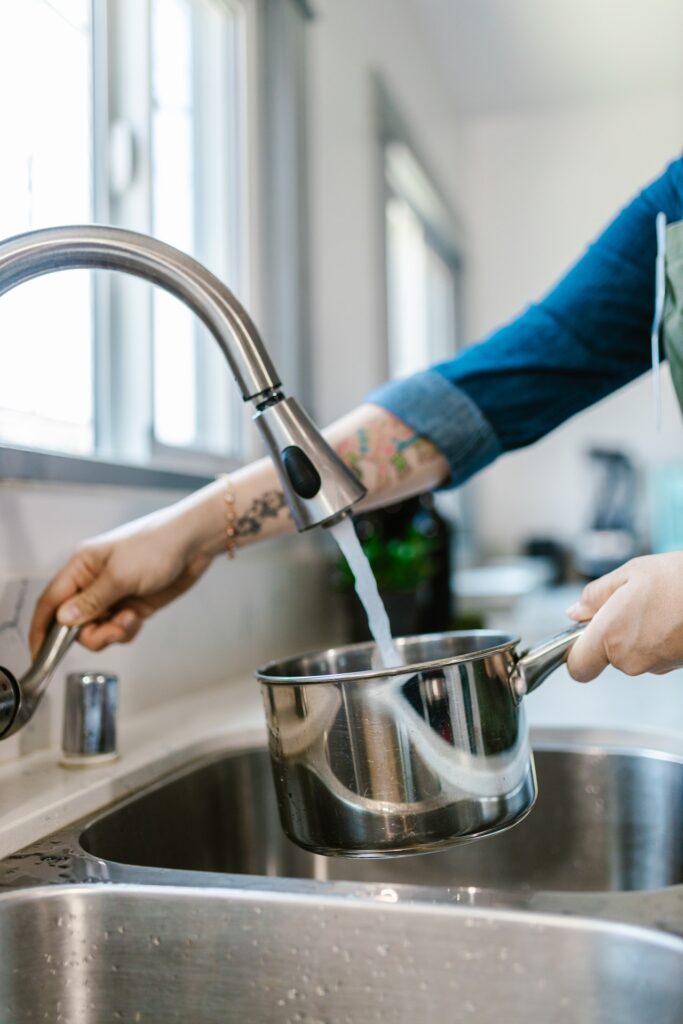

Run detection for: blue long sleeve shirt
[[369, 156, 683, 487]]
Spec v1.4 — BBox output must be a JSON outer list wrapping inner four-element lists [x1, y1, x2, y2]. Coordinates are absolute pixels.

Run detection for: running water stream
[[328, 515, 402, 668]]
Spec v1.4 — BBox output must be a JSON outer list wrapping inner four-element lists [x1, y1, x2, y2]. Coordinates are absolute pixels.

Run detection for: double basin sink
[[0, 728, 681, 1021]]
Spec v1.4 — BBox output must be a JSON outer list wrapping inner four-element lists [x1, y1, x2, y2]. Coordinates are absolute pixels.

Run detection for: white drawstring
[[651, 211, 667, 431]]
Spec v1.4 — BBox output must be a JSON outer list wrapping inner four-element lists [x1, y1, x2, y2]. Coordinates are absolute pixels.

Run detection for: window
[[382, 134, 462, 381], [0, 0, 249, 473], [0, 0, 93, 454], [149, 0, 244, 457], [378, 84, 469, 553]]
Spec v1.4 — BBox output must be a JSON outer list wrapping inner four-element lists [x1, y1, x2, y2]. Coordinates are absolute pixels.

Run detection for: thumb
[[56, 569, 126, 627], [566, 564, 629, 622]]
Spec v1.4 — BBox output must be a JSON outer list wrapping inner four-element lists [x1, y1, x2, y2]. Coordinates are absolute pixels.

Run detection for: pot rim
[[255, 629, 520, 685]]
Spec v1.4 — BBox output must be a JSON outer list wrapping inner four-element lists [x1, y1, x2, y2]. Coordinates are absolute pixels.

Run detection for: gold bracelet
[[217, 474, 238, 559]]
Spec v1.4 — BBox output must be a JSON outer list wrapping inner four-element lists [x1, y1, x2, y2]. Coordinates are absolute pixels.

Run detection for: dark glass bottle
[[412, 494, 452, 633], [343, 494, 453, 640]]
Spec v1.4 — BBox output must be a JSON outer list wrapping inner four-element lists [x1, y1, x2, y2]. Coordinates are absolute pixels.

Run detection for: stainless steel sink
[[78, 738, 683, 894], [0, 729, 681, 1021], [0, 883, 682, 1024]]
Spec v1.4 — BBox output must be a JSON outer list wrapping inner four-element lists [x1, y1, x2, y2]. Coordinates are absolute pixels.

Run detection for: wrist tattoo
[[236, 490, 289, 537]]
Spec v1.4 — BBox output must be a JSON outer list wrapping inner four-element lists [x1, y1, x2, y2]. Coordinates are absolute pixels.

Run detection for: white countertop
[[0, 675, 266, 860]]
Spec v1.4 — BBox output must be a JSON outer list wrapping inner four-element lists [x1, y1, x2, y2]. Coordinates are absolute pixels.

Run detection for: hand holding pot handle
[[513, 622, 588, 698]]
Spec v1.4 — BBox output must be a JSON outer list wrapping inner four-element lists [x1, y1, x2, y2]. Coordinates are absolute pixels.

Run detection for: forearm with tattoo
[[236, 490, 290, 538], [336, 413, 441, 495], [223, 406, 446, 551]]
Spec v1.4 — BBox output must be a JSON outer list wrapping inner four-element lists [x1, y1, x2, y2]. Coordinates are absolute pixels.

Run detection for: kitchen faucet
[[0, 225, 366, 740]]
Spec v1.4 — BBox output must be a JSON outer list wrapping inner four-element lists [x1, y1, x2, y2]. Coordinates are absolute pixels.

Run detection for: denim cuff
[[367, 368, 502, 488]]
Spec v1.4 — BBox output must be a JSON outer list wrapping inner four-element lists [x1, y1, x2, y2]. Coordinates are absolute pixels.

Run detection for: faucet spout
[[0, 224, 367, 738]]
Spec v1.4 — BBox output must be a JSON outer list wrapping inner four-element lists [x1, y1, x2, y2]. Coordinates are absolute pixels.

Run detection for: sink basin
[[0, 884, 681, 1023], [1, 730, 681, 1020], [80, 741, 683, 894]]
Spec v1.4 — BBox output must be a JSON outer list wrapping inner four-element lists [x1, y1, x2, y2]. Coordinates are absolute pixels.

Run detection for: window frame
[[0, 0, 311, 489], [101, 0, 249, 478], [374, 78, 474, 556], [375, 78, 464, 385]]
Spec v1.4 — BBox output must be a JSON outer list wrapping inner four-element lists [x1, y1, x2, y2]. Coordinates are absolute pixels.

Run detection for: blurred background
[[0, 0, 681, 757]]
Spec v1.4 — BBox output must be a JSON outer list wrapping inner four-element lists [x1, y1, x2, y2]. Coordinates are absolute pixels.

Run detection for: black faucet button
[[282, 446, 322, 499]]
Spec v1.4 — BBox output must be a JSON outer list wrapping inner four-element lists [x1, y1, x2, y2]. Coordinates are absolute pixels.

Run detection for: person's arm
[[368, 156, 683, 487], [29, 404, 447, 655], [31, 157, 683, 666]]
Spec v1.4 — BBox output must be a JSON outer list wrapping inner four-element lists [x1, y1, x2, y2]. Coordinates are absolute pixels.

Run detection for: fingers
[[30, 562, 91, 658], [78, 608, 143, 652], [31, 558, 134, 657], [76, 556, 210, 652], [565, 560, 641, 682], [566, 564, 629, 623], [30, 546, 211, 657], [56, 568, 127, 629], [566, 616, 611, 682]]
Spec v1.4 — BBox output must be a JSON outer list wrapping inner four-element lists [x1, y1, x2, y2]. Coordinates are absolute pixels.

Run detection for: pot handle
[[512, 622, 588, 698]]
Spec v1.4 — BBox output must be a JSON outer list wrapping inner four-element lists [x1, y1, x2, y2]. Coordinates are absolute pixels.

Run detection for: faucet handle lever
[[0, 621, 79, 739]]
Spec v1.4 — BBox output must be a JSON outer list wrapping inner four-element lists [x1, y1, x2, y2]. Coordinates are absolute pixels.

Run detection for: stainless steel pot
[[256, 625, 585, 858]]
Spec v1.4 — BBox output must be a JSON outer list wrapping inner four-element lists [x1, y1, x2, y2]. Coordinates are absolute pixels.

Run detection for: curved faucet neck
[[0, 225, 280, 402]]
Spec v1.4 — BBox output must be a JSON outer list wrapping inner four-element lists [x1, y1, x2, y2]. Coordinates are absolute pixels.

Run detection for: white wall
[[306, 0, 465, 423], [305, 4, 683, 557], [460, 94, 683, 556]]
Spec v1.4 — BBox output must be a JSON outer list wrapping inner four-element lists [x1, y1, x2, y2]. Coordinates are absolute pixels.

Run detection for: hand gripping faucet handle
[[0, 622, 79, 740]]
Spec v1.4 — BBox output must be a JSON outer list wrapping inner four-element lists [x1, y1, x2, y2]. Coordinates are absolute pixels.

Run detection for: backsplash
[[0, 479, 343, 765]]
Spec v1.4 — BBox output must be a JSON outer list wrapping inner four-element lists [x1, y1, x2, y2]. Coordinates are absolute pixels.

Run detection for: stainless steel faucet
[[0, 225, 366, 740]]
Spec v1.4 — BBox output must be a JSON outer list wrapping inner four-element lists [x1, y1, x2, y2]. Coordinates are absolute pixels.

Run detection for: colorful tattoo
[[336, 417, 437, 491], [389, 451, 408, 475]]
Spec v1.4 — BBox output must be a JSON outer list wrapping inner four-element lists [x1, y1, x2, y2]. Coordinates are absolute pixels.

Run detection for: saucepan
[[256, 624, 586, 858]]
